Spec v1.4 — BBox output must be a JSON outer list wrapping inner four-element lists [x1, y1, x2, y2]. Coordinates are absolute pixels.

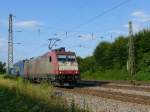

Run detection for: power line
[[51, 0, 90, 27], [70, 0, 131, 31], [14, 14, 121, 39], [12, 1, 130, 50], [14, 13, 119, 35], [12, 16, 115, 43], [13, 0, 130, 38]]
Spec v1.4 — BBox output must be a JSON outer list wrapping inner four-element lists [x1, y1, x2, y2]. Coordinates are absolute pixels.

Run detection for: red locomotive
[[13, 47, 80, 86]]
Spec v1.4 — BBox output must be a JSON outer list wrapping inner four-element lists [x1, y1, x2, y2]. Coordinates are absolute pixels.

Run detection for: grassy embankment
[[0, 74, 88, 112], [81, 69, 150, 82]]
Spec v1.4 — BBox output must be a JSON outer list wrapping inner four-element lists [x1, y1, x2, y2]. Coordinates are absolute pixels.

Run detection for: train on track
[[12, 47, 80, 86]]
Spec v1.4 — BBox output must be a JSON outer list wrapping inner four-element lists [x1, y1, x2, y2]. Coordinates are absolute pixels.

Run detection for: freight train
[[12, 47, 80, 86]]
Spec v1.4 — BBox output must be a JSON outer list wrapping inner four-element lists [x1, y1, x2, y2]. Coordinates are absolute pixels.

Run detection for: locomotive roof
[[51, 47, 75, 55]]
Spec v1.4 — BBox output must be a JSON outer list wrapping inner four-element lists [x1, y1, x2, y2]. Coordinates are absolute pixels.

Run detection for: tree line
[[77, 29, 150, 80], [0, 61, 6, 74]]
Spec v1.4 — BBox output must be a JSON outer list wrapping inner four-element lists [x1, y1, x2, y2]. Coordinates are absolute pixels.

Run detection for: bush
[[81, 69, 128, 81], [0, 75, 88, 112], [134, 71, 150, 81], [0, 61, 6, 74]]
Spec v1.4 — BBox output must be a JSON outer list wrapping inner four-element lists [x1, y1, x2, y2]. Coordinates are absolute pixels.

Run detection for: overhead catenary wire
[[70, 0, 131, 31], [14, 12, 123, 39], [14, 0, 130, 36], [12, 0, 131, 53], [14, 13, 122, 42], [37, 0, 130, 40], [51, 0, 90, 26]]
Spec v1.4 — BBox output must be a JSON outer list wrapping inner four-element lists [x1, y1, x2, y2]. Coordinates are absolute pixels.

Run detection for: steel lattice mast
[[128, 21, 135, 79], [8, 14, 13, 74]]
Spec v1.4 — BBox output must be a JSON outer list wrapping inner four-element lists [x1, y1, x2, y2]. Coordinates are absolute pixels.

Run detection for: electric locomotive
[[13, 47, 80, 86]]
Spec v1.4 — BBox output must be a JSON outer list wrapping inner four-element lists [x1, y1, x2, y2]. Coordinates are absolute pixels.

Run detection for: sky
[[0, 0, 150, 64]]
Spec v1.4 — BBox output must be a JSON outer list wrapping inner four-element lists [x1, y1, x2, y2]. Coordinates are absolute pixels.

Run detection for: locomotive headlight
[[75, 71, 78, 74], [59, 71, 62, 74]]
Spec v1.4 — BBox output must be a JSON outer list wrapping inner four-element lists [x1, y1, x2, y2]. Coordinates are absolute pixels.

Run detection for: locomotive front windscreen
[[57, 54, 78, 71], [57, 55, 76, 62]]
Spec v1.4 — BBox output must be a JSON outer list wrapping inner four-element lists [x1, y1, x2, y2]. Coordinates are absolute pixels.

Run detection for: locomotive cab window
[[57, 55, 67, 62], [68, 55, 76, 62], [49, 56, 52, 62]]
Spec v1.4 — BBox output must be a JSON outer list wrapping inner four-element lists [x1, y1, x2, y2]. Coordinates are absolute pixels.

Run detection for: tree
[[77, 29, 150, 77], [138, 52, 150, 72], [76, 56, 96, 73], [111, 36, 128, 68], [0, 61, 6, 74], [134, 30, 150, 70], [94, 41, 113, 69]]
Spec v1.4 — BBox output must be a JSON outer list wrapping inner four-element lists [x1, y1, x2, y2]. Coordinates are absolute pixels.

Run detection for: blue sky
[[0, 0, 150, 63]]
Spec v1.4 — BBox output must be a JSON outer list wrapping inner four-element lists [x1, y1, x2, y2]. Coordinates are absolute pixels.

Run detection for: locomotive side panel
[[36, 53, 52, 76], [49, 52, 59, 75]]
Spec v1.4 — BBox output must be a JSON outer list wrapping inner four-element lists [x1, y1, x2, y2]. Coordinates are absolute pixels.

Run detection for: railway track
[[59, 87, 150, 106], [78, 80, 150, 92], [53, 80, 150, 112], [97, 84, 150, 92], [55, 80, 150, 106], [79, 80, 150, 87]]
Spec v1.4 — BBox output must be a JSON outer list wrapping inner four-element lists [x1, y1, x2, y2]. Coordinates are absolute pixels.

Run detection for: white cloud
[[122, 11, 150, 34], [132, 11, 150, 22], [15, 20, 42, 28]]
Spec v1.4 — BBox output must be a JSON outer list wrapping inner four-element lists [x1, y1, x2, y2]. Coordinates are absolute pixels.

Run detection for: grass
[[0, 74, 88, 112], [133, 71, 150, 81], [81, 69, 150, 82], [81, 69, 128, 81]]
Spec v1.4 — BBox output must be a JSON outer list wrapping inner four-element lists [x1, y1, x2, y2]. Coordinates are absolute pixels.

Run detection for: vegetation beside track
[[77, 30, 150, 82], [81, 69, 128, 81], [0, 74, 88, 112], [81, 69, 150, 82], [0, 62, 6, 74]]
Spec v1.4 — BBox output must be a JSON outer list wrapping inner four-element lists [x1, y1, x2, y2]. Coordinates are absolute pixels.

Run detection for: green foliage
[[0, 61, 6, 74], [134, 71, 150, 81], [77, 30, 150, 81], [93, 37, 128, 69], [134, 30, 150, 71], [81, 69, 128, 80], [3, 74, 17, 80], [111, 37, 128, 68], [0, 75, 87, 112], [77, 56, 96, 73], [94, 42, 113, 69], [138, 52, 150, 72]]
